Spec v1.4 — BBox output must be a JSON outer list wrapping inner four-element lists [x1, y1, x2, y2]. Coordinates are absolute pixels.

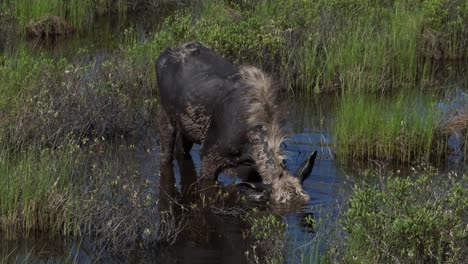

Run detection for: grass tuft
[[333, 92, 444, 163]]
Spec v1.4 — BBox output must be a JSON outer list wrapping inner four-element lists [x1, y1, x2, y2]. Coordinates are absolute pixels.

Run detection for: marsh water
[[0, 14, 466, 263]]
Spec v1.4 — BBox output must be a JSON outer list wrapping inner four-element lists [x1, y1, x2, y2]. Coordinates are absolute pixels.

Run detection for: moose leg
[[174, 132, 197, 197], [157, 108, 176, 166], [236, 165, 262, 182], [199, 144, 225, 186], [174, 131, 194, 160]]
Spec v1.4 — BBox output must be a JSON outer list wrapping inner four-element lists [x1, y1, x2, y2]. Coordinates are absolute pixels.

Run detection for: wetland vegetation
[[0, 0, 467, 263]]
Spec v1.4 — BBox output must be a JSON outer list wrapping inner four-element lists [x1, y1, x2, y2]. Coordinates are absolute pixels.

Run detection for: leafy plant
[[342, 170, 467, 263]]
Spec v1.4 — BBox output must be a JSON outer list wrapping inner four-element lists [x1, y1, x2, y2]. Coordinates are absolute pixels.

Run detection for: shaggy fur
[[240, 66, 288, 165], [240, 66, 309, 202], [272, 177, 309, 203]]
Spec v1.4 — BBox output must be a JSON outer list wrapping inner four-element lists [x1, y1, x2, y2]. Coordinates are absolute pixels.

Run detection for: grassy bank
[[332, 88, 467, 164]]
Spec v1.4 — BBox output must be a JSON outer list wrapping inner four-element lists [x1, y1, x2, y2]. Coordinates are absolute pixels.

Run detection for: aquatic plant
[[244, 211, 289, 264]]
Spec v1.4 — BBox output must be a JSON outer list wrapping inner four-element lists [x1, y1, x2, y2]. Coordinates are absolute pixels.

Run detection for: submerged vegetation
[[0, 0, 467, 262]]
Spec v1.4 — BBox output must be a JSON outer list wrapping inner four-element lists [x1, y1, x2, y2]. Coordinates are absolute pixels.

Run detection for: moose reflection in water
[[156, 42, 317, 203]]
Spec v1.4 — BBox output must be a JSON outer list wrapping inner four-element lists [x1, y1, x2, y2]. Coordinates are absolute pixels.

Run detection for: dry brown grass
[[441, 113, 468, 133]]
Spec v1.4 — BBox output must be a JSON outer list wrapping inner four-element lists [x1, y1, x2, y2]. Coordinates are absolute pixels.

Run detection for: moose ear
[[294, 151, 317, 184]]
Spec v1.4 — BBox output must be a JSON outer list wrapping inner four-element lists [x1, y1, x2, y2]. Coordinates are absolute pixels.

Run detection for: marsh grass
[[328, 7, 426, 93], [285, 1, 435, 94], [0, 149, 79, 239], [127, 0, 466, 94], [12, 0, 96, 33], [1, 0, 184, 34], [295, 167, 467, 263], [333, 92, 443, 163]]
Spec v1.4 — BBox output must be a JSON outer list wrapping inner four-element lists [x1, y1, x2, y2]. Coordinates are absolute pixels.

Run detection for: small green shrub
[[247, 212, 288, 264], [421, 0, 468, 59], [343, 170, 467, 263]]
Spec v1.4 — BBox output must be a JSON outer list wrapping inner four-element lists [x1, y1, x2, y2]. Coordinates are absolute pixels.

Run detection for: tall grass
[[278, 1, 434, 94], [12, 0, 97, 32], [123, 0, 466, 94], [1, 0, 180, 34], [333, 92, 443, 163], [0, 149, 79, 239], [325, 6, 426, 93]]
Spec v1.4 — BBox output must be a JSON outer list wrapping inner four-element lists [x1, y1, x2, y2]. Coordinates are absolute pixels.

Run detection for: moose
[[156, 42, 317, 203]]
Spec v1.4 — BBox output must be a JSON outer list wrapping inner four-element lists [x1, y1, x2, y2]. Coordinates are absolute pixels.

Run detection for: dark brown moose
[[156, 42, 317, 203]]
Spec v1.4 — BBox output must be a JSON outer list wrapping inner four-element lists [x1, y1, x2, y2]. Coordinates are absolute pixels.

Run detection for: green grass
[[10, 0, 97, 33], [0, 0, 179, 34], [0, 149, 79, 239], [2, 0, 465, 94], [333, 92, 443, 163], [325, 5, 426, 93], [0, 51, 61, 112]]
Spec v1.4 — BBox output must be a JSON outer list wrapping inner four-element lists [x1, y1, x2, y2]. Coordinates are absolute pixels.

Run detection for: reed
[[2, 0, 152, 34], [332, 92, 443, 163], [13, 0, 96, 33], [0, 149, 79, 239]]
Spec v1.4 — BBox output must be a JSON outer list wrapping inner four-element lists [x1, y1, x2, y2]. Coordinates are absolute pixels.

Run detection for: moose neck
[[247, 129, 285, 184]]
